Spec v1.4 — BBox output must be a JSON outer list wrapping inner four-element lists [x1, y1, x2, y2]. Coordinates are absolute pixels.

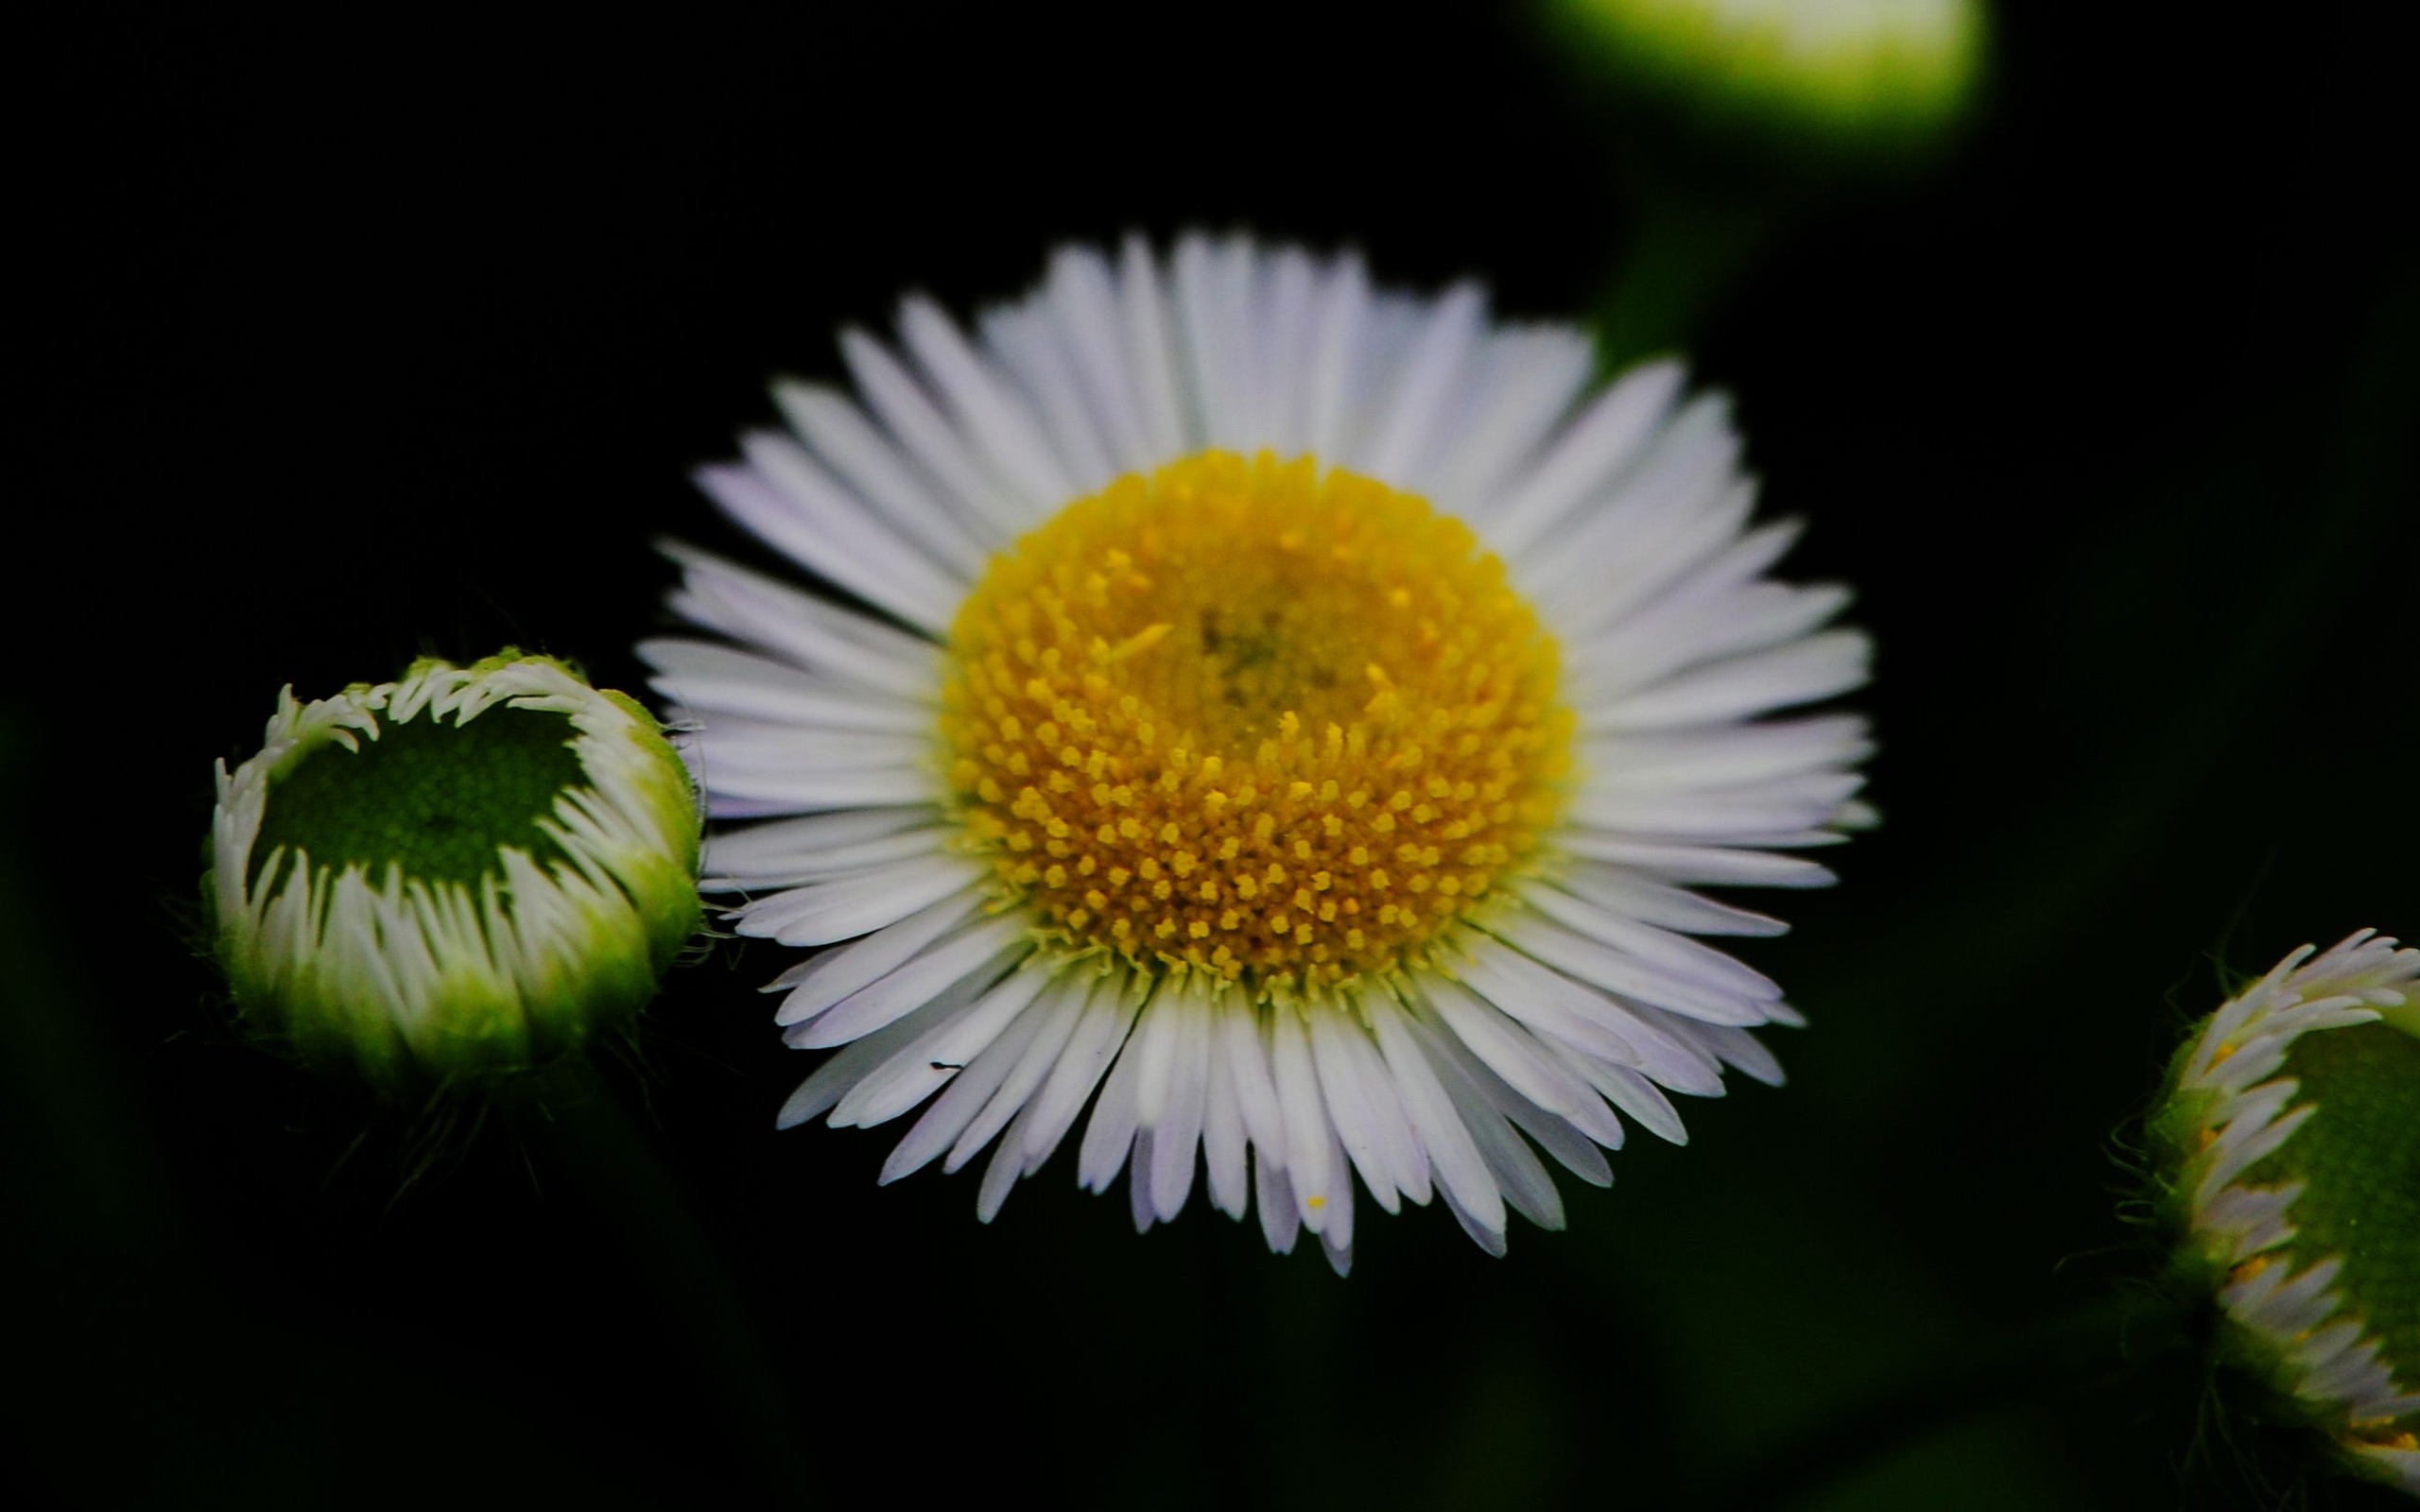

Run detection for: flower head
[[210, 652, 702, 1091], [2149, 931, 2420, 1491], [648, 235, 1872, 1270], [1548, 0, 1987, 149]]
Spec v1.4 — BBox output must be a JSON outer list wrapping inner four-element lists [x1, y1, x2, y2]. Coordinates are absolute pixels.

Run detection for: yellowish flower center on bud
[[940, 450, 1574, 997]]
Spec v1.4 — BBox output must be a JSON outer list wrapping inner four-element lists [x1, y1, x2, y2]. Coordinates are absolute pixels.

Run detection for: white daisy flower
[[211, 652, 702, 1091], [2152, 931, 2420, 1491], [644, 234, 1872, 1272]]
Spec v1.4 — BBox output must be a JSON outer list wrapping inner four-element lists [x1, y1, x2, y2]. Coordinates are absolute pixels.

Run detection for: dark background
[[9, 3, 2415, 1507]]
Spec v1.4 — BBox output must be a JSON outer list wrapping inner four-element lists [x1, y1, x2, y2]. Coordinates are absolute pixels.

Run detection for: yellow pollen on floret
[[939, 450, 1573, 996]]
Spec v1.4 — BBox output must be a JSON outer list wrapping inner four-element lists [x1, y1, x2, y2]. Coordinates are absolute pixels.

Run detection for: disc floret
[[940, 451, 1574, 998]]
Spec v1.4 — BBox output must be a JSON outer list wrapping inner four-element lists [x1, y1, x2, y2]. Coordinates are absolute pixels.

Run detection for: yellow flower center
[[940, 451, 1572, 998]]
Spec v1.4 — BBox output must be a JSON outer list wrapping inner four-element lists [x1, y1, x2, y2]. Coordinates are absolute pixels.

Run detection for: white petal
[[1594, 631, 1871, 732], [680, 721, 932, 784], [1552, 833, 1839, 888], [1216, 234, 1272, 447], [1369, 993, 1504, 1240], [941, 977, 1091, 1174], [1529, 890, 1781, 996], [1077, 996, 1151, 1193], [1357, 282, 1485, 485], [702, 455, 960, 634], [736, 853, 984, 948], [791, 916, 1027, 1048], [703, 815, 946, 891], [1270, 1007, 1343, 1234], [1570, 581, 1853, 705], [1687, 1022, 1787, 1087], [1554, 1048, 1689, 1144], [696, 762, 936, 816], [898, 294, 1073, 515], [1332, 1001, 1432, 1205], [771, 381, 994, 576], [1416, 976, 1626, 1147], [1530, 434, 1752, 627], [1426, 327, 1595, 515], [1128, 983, 1185, 1127], [1516, 389, 1735, 577], [1173, 232, 1247, 449], [831, 964, 1059, 1127], [1201, 1032, 1251, 1221], [1129, 1129, 1158, 1233], [839, 326, 1027, 541], [656, 545, 941, 687], [1307, 1005, 1404, 1214], [1255, 1152, 1302, 1254], [670, 683, 927, 743], [1490, 915, 1771, 1027], [1456, 940, 1723, 1095], [1430, 1020, 1617, 1187], [1455, 942, 1650, 1067], [768, 885, 981, 1022], [2202, 1103, 2316, 1196], [1316, 1116, 1357, 1275], [774, 983, 977, 1131], [1483, 358, 1685, 558], [1404, 1011, 1567, 1228], [1548, 868, 1789, 937], [1021, 971, 1145, 1175], [879, 972, 1057, 1180], [1115, 233, 1188, 457], [708, 805, 932, 861], [978, 304, 1117, 495], [977, 1096, 1040, 1221], [1149, 989, 1212, 1221], [1219, 996, 1284, 1155], [1255, 247, 1320, 457], [638, 633, 929, 723], [1042, 245, 1156, 473], [1569, 770, 1868, 838], [1581, 716, 1872, 795], [1441, 1192, 1512, 1257], [1302, 252, 1371, 463]]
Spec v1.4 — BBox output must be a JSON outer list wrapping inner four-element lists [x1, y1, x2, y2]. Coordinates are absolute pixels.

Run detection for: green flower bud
[[2149, 931, 2420, 1492], [208, 652, 702, 1091], [1547, 0, 1987, 152]]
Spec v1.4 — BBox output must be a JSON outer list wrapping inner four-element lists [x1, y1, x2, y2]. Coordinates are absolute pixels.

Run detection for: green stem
[[525, 1059, 813, 1501], [1594, 176, 1785, 371]]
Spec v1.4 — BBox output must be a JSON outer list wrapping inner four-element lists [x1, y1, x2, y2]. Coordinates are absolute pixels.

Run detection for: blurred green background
[[9, 3, 2415, 1507]]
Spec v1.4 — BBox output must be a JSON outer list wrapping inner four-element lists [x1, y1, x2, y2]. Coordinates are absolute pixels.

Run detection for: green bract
[[1547, 0, 1986, 151], [208, 652, 702, 1091], [2148, 931, 2420, 1493]]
